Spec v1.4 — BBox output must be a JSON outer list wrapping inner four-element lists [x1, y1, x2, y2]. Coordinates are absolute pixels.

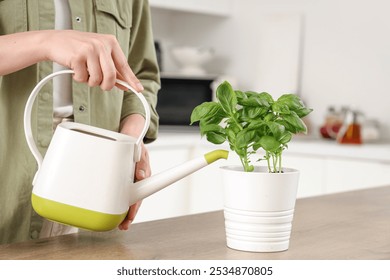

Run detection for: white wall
[[151, 0, 390, 139], [301, 0, 390, 139]]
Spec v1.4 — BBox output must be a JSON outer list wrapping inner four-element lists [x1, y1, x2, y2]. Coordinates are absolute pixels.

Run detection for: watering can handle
[[24, 69, 151, 169]]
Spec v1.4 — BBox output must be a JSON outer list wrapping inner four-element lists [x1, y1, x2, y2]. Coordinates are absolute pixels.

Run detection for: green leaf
[[238, 92, 273, 108], [280, 111, 308, 134], [257, 92, 274, 106], [266, 121, 285, 139], [199, 123, 225, 137], [190, 102, 223, 124], [199, 122, 226, 144], [276, 120, 298, 134], [235, 90, 247, 103], [226, 127, 237, 143], [234, 147, 247, 158], [277, 94, 303, 110], [243, 107, 268, 119], [294, 107, 313, 118], [278, 131, 293, 144], [205, 132, 226, 144], [201, 110, 226, 126], [247, 119, 265, 129], [226, 121, 242, 134], [272, 101, 290, 114], [258, 135, 281, 152], [239, 97, 261, 107], [264, 113, 276, 122], [236, 129, 256, 149], [277, 94, 313, 118], [252, 141, 262, 151], [216, 81, 237, 116]]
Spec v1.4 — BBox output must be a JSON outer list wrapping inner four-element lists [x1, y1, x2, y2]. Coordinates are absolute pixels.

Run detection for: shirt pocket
[[95, 0, 132, 57], [0, 0, 28, 35]]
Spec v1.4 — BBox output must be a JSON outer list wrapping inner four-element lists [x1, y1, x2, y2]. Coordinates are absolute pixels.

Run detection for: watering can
[[24, 70, 228, 231]]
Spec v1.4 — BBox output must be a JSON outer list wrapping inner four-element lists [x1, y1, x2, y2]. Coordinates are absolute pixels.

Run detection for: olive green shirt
[[0, 0, 160, 244]]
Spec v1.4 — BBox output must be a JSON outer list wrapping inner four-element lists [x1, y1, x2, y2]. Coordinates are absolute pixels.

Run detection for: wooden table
[[1, 186, 390, 260]]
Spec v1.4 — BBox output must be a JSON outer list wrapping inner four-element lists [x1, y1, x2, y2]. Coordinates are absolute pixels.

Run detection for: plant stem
[[239, 152, 250, 172], [266, 152, 271, 172], [231, 113, 249, 171], [238, 153, 245, 170], [273, 154, 277, 173]]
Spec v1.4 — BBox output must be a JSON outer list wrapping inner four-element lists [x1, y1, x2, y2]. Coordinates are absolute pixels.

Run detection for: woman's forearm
[[0, 30, 144, 92], [0, 31, 48, 76]]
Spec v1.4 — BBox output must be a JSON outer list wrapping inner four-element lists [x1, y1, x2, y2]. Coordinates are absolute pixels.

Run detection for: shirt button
[[75, 16, 82, 23], [78, 105, 86, 112], [30, 230, 39, 239], [41, 92, 50, 101], [39, 139, 50, 147]]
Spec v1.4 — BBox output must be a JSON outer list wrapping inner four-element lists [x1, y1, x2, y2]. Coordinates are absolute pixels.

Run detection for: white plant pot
[[221, 165, 300, 253]]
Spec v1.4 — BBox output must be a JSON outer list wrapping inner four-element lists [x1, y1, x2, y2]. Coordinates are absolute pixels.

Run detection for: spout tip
[[204, 149, 229, 164]]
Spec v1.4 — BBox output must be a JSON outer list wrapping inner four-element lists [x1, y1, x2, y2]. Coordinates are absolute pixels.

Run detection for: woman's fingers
[[47, 30, 142, 91], [71, 58, 89, 84], [97, 46, 116, 90], [86, 53, 103, 88], [111, 40, 144, 92]]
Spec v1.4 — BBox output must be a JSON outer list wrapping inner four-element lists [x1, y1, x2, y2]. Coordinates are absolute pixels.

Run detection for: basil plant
[[190, 81, 313, 172]]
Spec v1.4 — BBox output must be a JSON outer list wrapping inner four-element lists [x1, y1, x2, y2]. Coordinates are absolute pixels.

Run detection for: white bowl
[[171, 46, 214, 75]]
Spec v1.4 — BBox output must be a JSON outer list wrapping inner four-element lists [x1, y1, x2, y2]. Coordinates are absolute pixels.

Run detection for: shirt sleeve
[[121, 0, 161, 144]]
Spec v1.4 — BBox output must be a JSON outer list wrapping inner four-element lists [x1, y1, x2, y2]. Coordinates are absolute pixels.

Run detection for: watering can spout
[[130, 149, 229, 205]]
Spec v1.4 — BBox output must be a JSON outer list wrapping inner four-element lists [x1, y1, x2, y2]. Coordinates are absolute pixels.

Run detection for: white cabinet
[[325, 158, 390, 193], [133, 143, 193, 223], [188, 143, 231, 214], [283, 154, 326, 198], [284, 153, 390, 196], [149, 0, 233, 17]]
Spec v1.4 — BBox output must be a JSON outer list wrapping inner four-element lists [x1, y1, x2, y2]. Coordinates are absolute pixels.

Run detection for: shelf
[[160, 72, 219, 80], [149, 0, 232, 17]]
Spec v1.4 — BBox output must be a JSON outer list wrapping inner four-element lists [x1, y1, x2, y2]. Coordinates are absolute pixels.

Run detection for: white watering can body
[[24, 70, 228, 231]]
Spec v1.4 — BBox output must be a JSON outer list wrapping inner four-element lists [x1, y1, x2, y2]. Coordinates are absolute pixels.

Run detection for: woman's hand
[[45, 30, 143, 91]]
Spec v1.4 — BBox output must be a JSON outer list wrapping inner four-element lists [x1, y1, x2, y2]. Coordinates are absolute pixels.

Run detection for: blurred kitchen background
[[134, 0, 390, 223], [150, 0, 390, 140]]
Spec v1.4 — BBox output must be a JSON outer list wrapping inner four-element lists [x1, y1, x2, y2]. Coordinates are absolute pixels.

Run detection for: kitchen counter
[[1, 186, 389, 260], [152, 127, 390, 163]]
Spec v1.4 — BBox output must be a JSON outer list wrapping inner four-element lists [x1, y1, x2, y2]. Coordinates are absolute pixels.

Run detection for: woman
[[0, 0, 160, 244]]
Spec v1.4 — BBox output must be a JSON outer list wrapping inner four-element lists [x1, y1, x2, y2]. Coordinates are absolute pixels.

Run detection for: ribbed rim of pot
[[220, 165, 299, 174]]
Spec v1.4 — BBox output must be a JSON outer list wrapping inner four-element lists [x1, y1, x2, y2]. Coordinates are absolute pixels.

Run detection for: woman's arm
[[0, 30, 143, 92], [0, 31, 47, 75]]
